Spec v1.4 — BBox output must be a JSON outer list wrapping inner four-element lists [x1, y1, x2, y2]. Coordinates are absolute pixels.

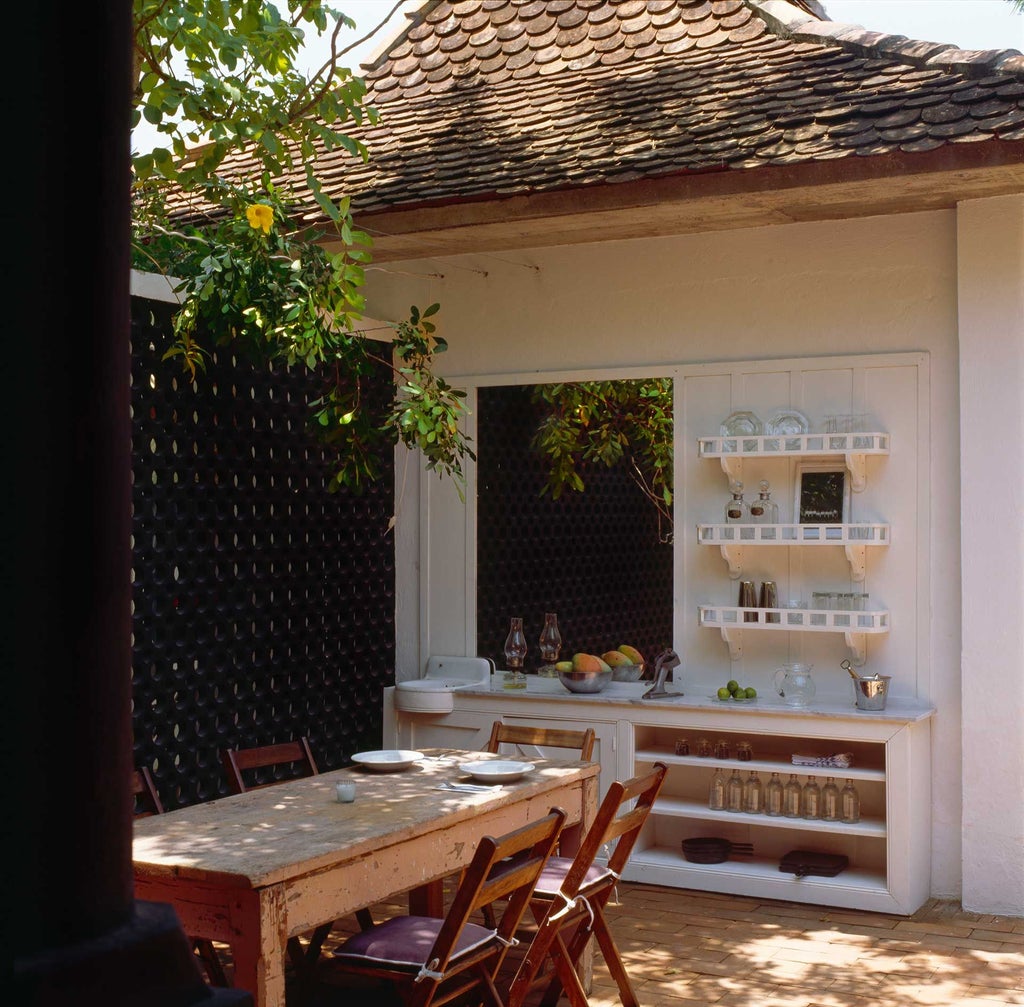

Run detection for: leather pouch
[[779, 850, 849, 878]]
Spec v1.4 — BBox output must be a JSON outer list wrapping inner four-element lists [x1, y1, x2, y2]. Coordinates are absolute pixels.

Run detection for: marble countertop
[[443, 676, 936, 723]]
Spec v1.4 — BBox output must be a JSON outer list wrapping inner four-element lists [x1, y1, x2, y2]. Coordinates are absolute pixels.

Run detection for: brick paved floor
[[225, 882, 1024, 1006]]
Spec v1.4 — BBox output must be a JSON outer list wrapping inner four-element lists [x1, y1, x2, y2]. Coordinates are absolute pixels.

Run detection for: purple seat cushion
[[333, 916, 496, 973], [533, 855, 614, 897]]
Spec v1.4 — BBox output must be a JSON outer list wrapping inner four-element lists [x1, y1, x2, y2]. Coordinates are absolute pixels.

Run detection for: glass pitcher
[[772, 662, 816, 707]]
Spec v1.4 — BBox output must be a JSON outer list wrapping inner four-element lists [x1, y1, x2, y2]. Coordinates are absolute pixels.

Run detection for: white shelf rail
[[696, 523, 891, 580]]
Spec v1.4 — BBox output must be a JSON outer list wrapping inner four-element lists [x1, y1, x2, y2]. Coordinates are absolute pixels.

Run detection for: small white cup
[[335, 782, 356, 803]]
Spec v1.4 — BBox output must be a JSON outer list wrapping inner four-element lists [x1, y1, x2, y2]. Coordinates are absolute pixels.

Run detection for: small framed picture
[[795, 461, 850, 524]]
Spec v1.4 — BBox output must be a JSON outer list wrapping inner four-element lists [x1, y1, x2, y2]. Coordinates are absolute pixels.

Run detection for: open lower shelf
[[650, 797, 886, 838], [634, 748, 886, 782], [624, 845, 889, 901]]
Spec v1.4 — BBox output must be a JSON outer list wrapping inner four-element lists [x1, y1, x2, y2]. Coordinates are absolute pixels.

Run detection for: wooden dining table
[[133, 748, 600, 1007]]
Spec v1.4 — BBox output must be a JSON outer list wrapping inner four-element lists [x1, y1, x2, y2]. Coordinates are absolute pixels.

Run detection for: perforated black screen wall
[[476, 384, 673, 672], [130, 297, 395, 809]]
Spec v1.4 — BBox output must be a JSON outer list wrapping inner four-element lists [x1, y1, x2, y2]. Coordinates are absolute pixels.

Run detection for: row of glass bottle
[[725, 479, 778, 523], [708, 770, 861, 822]]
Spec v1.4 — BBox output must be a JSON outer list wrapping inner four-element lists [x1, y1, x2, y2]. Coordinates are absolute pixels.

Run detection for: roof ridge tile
[[747, 0, 1022, 78]]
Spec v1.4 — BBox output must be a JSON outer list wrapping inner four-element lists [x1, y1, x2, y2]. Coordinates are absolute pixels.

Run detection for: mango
[[597, 656, 611, 672], [555, 660, 574, 673], [571, 653, 604, 673], [618, 644, 644, 665], [602, 650, 633, 667]]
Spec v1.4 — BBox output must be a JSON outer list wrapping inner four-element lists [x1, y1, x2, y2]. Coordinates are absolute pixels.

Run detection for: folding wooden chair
[[131, 766, 229, 986], [485, 722, 596, 763], [315, 808, 567, 1007], [506, 762, 669, 1007], [475, 722, 598, 929], [218, 738, 375, 975]]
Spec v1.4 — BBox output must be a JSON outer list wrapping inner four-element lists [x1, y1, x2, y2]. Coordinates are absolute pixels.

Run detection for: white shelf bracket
[[844, 544, 867, 582], [720, 627, 743, 661], [718, 456, 742, 483], [845, 452, 867, 492], [720, 545, 742, 579], [844, 632, 867, 665]]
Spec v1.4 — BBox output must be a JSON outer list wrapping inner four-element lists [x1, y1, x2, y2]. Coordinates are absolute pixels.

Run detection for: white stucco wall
[[957, 195, 1024, 915], [370, 200, 1021, 909]]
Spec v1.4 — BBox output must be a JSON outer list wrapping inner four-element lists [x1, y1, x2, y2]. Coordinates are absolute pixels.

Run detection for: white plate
[[350, 750, 424, 772], [720, 410, 763, 436], [764, 409, 810, 436], [457, 760, 535, 784]]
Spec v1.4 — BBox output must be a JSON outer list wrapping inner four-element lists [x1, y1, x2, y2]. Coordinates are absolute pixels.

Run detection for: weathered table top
[[133, 748, 599, 1007]]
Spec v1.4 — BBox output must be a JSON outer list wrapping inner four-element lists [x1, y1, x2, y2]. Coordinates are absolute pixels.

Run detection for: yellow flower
[[245, 203, 274, 234]]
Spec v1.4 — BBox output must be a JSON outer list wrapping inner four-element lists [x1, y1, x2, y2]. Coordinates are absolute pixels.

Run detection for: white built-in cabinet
[[384, 684, 934, 915]]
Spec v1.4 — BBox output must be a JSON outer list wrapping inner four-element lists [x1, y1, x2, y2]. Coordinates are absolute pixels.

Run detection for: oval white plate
[[764, 408, 810, 436], [350, 749, 424, 772], [458, 760, 535, 784]]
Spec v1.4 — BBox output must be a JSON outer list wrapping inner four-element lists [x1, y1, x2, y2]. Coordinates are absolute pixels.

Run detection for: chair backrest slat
[[220, 737, 319, 794], [486, 722, 596, 762]]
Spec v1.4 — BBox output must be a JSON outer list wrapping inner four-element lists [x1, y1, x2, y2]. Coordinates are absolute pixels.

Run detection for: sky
[[131, 1, 1024, 155]]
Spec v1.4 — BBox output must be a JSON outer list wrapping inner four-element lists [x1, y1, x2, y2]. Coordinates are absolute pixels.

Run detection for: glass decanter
[[821, 777, 840, 821], [841, 779, 861, 823], [726, 769, 744, 812], [765, 772, 784, 816], [708, 768, 726, 811], [724, 480, 749, 524], [537, 612, 562, 679], [749, 479, 778, 524], [802, 775, 821, 820], [742, 771, 763, 814], [783, 773, 803, 818], [502, 616, 528, 690]]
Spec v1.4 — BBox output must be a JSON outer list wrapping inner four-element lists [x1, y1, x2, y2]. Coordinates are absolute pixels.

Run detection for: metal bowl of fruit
[[557, 666, 613, 694], [602, 648, 646, 682], [610, 663, 644, 682]]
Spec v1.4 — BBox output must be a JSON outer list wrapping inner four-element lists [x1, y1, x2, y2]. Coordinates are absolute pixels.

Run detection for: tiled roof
[[195, 1, 1023, 241]]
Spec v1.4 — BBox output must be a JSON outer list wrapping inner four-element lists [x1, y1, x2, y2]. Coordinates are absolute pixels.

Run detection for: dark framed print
[[795, 461, 850, 524]]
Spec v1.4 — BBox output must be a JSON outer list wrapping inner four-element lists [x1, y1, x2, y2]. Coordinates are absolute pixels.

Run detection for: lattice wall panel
[[130, 298, 395, 810], [476, 385, 673, 671]]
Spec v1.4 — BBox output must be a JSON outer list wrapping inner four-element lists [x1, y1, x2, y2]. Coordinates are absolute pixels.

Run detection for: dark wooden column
[[9, 4, 248, 1004]]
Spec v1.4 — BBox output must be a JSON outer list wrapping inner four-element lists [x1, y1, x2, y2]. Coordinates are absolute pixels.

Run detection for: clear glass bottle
[[742, 771, 763, 814], [802, 775, 821, 820], [708, 768, 726, 811], [726, 769, 744, 812], [821, 777, 840, 821], [502, 616, 527, 690], [537, 612, 561, 678], [783, 773, 803, 818], [765, 772, 784, 816], [841, 779, 861, 823], [724, 480, 749, 524], [750, 478, 778, 524]]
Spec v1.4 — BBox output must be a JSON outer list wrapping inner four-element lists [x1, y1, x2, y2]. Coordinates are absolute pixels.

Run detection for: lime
[[726, 679, 739, 693], [717, 686, 731, 700], [744, 686, 757, 699]]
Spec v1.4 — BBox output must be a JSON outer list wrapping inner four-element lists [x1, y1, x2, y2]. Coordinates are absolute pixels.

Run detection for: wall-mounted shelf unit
[[698, 605, 889, 663], [696, 523, 891, 580], [697, 432, 890, 491]]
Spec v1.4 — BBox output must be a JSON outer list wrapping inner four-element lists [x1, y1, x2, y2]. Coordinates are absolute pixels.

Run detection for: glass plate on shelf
[[719, 411, 763, 436], [764, 409, 810, 436]]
